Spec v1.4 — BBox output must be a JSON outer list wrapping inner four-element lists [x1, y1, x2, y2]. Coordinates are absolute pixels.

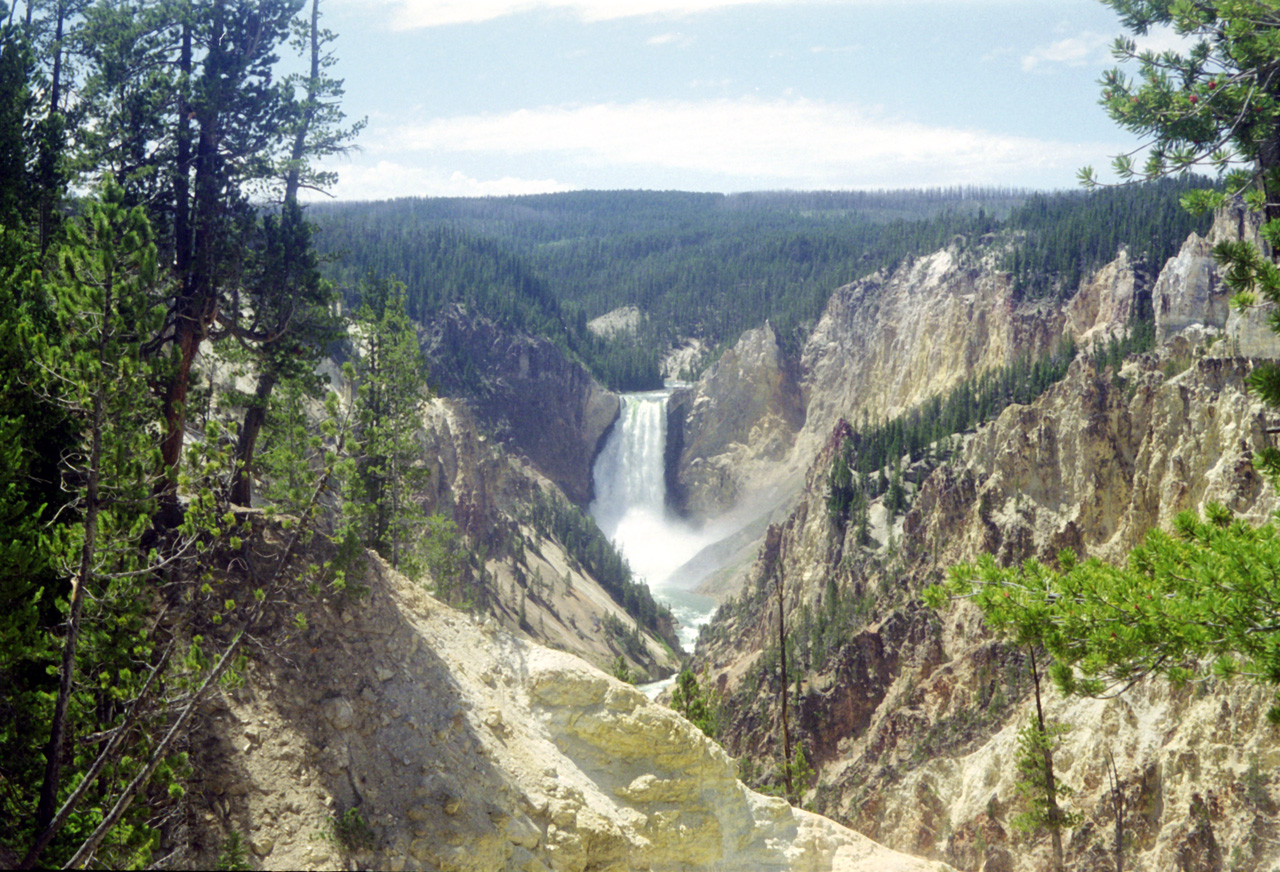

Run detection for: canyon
[[188, 202, 1280, 871], [678, 202, 1280, 870]]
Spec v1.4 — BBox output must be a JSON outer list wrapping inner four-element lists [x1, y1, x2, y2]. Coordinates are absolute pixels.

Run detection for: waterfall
[[590, 391, 669, 539], [590, 390, 717, 656]]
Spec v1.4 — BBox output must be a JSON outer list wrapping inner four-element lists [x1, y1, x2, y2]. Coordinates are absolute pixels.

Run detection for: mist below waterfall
[[589, 390, 720, 652]]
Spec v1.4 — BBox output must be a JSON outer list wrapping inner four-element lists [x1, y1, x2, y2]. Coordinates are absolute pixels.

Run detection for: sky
[[314, 0, 1183, 200]]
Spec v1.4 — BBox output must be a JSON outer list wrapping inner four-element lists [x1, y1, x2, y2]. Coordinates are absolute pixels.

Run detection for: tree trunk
[[1106, 750, 1124, 872], [158, 4, 226, 521], [37, 0, 64, 254], [173, 22, 191, 278], [778, 576, 793, 801], [229, 369, 276, 507], [1030, 647, 1065, 872], [157, 310, 204, 524], [230, 0, 322, 507], [284, 0, 320, 206], [33, 266, 110, 836]]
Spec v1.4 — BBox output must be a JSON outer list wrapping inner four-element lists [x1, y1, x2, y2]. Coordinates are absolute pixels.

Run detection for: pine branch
[[62, 417, 345, 869], [21, 643, 174, 869]]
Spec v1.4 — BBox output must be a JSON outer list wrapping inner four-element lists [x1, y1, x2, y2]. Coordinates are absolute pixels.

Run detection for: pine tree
[[227, 200, 339, 507], [671, 668, 718, 738], [344, 277, 431, 569], [228, 0, 362, 507], [421, 513, 465, 602], [1010, 648, 1080, 872], [19, 178, 175, 865], [69, 0, 335, 520], [886, 465, 906, 516]]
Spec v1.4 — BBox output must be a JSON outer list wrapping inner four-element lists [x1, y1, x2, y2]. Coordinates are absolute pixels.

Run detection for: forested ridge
[[312, 177, 1208, 386]]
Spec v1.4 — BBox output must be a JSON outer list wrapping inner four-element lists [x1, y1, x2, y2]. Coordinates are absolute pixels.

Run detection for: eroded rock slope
[[422, 305, 619, 505], [190, 556, 953, 872], [690, 210, 1280, 870]]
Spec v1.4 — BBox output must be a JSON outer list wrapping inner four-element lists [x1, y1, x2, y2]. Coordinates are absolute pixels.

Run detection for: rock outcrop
[[667, 323, 805, 519], [1063, 246, 1142, 347], [586, 306, 643, 339], [422, 306, 619, 505], [912, 348, 1275, 569], [668, 240, 1149, 533], [1154, 200, 1280, 360], [189, 556, 953, 872], [798, 247, 1069, 446], [1152, 225, 1225, 344]]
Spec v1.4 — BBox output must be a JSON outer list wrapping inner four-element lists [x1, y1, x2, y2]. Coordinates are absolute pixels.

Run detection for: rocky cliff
[[422, 306, 619, 505], [186, 553, 954, 872], [798, 246, 1074, 446], [688, 216, 1280, 870], [695, 344, 1280, 871], [667, 322, 805, 520], [668, 238, 1150, 537], [1154, 200, 1280, 359]]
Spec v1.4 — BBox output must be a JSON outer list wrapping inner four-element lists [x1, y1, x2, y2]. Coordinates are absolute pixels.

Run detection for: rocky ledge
[[191, 555, 952, 872]]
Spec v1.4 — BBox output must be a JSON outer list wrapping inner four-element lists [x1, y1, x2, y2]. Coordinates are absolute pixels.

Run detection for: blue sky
[[315, 0, 1185, 199]]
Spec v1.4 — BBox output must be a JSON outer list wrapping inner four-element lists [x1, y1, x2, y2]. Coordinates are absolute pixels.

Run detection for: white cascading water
[[589, 390, 718, 655], [590, 392, 668, 539]]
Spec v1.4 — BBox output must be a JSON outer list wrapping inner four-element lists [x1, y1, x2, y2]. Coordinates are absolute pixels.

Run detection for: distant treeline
[[311, 180, 1209, 389], [315, 221, 663, 391], [1002, 178, 1209, 300]]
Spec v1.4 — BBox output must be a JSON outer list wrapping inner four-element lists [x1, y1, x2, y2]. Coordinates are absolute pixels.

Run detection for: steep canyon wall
[[687, 209, 1280, 870]]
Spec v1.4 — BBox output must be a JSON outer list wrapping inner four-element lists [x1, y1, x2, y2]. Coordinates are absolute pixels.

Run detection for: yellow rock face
[[191, 551, 952, 872]]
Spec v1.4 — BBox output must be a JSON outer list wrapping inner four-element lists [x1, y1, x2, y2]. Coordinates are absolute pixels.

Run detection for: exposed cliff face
[[799, 247, 1070, 446], [188, 555, 954, 872], [1064, 247, 1142, 347], [906, 343, 1276, 573], [667, 323, 805, 519], [669, 242, 1149, 533], [422, 306, 619, 505], [1152, 226, 1224, 344], [1155, 201, 1280, 359], [586, 305, 643, 339], [414, 397, 680, 680], [694, 342, 1280, 870]]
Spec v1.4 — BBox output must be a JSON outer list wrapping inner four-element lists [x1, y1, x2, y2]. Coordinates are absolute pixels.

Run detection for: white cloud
[[1022, 24, 1196, 72], [373, 0, 1002, 29], [647, 32, 692, 46], [348, 0, 1075, 30], [363, 98, 1113, 190], [1022, 31, 1111, 71], [308, 160, 575, 200], [1132, 24, 1198, 56], [382, 0, 797, 28]]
